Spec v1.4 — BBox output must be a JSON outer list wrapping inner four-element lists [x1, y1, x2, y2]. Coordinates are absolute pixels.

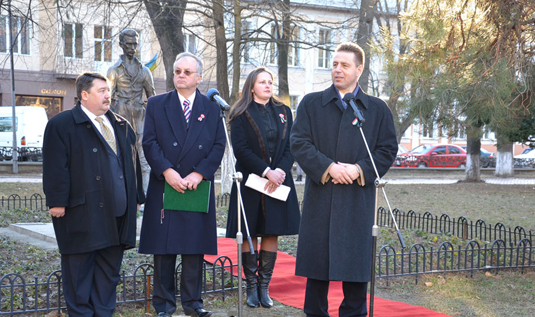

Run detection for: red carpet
[[205, 238, 451, 317]]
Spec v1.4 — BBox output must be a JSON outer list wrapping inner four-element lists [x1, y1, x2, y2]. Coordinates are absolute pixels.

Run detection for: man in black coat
[[43, 72, 145, 317], [290, 43, 398, 316]]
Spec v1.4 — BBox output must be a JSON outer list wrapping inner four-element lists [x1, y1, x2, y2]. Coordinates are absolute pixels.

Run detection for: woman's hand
[[264, 169, 285, 193]]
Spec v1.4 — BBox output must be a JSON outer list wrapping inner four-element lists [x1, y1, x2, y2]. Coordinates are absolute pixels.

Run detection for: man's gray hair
[[174, 52, 203, 76]]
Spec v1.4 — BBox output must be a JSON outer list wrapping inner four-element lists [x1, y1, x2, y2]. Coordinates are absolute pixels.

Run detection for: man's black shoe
[[184, 307, 212, 317], [157, 312, 171, 317]]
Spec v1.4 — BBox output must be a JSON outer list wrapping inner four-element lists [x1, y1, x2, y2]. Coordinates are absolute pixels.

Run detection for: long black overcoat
[[226, 102, 300, 237], [43, 104, 145, 254], [290, 85, 397, 282], [138, 89, 226, 255]]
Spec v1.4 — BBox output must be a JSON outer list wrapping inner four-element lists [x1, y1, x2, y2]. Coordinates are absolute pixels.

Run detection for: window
[[448, 146, 461, 155], [434, 146, 447, 155], [15, 96, 62, 119], [64, 23, 83, 58], [317, 29, 331, 68], [288, 27, 300, 67], [94, 25, 112, 62], [290, 95, 299, 117], [0, 16, 30, 55], [184, 33, 196, 54]]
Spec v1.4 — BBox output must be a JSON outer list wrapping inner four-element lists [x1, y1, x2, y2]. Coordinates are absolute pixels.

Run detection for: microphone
[[207, 88, 230, 111], [343, 93, 366, 125]]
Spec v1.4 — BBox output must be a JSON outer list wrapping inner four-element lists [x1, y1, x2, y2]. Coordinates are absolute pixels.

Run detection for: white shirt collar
[[177, 90, 196, 111], [80, 104, 114, 136]]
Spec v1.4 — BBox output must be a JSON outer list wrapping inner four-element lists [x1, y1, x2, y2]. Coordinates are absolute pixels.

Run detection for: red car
[[394, 144, 467, 168]]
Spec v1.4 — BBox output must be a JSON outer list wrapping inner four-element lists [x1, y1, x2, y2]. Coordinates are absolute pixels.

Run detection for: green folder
[[163, 180, 211, 213]]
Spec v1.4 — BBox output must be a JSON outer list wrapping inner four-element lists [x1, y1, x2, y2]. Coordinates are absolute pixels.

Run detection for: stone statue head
[[119, 29, 139, 60]]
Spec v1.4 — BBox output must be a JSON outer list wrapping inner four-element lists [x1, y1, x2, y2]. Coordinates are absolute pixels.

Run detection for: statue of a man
[[107, 29, 155, 193]]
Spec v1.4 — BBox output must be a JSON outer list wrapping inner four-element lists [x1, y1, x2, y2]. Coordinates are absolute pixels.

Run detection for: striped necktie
[[95, 116, 117, 155], [183, 99, 191, 123]]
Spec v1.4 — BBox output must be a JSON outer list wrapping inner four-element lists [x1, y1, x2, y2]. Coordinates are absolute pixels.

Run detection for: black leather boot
[[242, 252, 260, 308], [258, 250, 277, 308]]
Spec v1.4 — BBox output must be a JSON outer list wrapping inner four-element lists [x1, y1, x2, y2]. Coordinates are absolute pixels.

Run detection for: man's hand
[[328, 163, 353, 184], [184, 172, 204, 190], [50, 206, 65, 218], [163, 168, 188, 193], [332, 162, 360, 185]]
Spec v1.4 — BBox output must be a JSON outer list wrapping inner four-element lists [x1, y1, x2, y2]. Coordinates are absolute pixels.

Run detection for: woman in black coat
[[226, 67, 300, 308]]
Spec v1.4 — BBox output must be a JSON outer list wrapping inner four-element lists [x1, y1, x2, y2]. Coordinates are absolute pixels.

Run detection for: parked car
[[461, 146, 496, 168], [514, 149, 535, 168], [397, 144, 408, 156], [394, 144, 467, 168]]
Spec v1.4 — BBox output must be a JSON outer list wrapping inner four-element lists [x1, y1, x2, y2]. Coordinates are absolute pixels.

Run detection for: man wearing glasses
[[138, 52, 226, 317]]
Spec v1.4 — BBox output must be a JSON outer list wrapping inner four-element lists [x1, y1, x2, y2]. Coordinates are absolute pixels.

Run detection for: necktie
[[95, 116, 117, 155], [183, 99, 191, 123]]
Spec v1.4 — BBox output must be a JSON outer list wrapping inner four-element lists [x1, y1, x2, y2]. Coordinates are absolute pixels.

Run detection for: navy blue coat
[[290, 86, 397, 282], [226, 102, 300, 237], [43, 104, 145, 254], [138, 89, 226, 255]]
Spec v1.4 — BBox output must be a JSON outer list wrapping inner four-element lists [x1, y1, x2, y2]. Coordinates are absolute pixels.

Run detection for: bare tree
[[143, 0, 187, 91]]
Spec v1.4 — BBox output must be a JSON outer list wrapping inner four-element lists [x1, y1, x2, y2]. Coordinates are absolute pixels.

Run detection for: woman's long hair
[[229, 66, 285, 123]]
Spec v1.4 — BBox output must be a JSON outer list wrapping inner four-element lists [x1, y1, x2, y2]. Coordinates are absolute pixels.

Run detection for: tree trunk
[[212, 0, 230, 101], [356, 0, 379, 92], [212, 0, 233, 194], [230, 2, 242, 103], [277, 0, 290, 106], [495, 142, 514, 177], [143, 0, 187, 91], [465, 136, 481, 182]]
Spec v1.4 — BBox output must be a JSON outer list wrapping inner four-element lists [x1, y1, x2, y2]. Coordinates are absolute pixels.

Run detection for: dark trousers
[[152, 254, 205, 314], [61, 245, 124, 317], [304, 278, 368, 317]]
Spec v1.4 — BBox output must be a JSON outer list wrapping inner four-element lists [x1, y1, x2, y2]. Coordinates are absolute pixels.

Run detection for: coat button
[[177, 164, 181, 168], [87, 124, 92, 129], [93, 148, 98, 152], [198, 145, 203, 149], [119, 175, 124, 179], [173, 142, 178, 146], [96, 176, 101, 181], [99, 203, 104, 208]]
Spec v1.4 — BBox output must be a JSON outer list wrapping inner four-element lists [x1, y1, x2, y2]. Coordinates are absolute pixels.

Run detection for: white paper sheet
[[244, 173, 291, 201]]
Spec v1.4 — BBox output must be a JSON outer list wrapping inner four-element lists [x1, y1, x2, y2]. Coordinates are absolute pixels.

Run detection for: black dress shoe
[[184, 307, 212, 317], [157, 312, 171, 317]]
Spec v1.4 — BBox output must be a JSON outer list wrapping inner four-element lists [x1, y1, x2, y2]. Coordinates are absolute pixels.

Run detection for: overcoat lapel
[[244, 104, 270, 163], [271, 105, 288, 164], [164, 90, 187, 149]]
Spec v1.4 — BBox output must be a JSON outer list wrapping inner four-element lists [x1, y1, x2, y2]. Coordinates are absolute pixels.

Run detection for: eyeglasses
[[174, 69, 196, 76]]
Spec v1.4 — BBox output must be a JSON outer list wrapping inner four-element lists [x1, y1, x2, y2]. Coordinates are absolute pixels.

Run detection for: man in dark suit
[[290, 43, 398, 316], [138, 52, 226, 317], [43, 72, 145, 317]]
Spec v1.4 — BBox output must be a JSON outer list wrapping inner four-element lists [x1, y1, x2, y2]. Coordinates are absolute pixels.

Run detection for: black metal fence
[[0, 256, 237, 316], [0, 194, 47, 211]]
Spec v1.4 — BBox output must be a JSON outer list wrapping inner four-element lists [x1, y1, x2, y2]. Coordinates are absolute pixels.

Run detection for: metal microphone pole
[[219, 107, 254, 317], [348, 99, 405, 317]]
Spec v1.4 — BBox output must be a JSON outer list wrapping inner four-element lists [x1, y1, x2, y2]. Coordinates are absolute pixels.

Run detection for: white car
[[514, 149, 535, 168]]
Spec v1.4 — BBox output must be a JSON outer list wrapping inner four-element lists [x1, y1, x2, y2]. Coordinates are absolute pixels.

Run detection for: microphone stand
[[348, 100, 405, 317], [218, 106, 254, 317]]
